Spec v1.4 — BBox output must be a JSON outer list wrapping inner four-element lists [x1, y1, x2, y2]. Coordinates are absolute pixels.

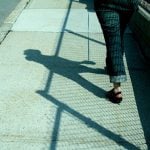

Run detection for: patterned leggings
[[95, 8, 134, 83]]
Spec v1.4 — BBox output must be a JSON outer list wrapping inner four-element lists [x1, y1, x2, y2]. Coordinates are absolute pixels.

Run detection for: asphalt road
[[0, 0, 21, 26]]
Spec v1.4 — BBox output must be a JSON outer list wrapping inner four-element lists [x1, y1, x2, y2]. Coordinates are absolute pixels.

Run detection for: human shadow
[[24, 49, 106, 98]]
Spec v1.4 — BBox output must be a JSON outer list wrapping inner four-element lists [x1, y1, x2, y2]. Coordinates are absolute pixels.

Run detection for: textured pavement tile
[[12, 9, 89, 32], [12, 8, 101, 33], [27, 0, 94, 9]]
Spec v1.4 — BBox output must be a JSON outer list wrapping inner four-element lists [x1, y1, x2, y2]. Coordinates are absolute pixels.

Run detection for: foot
[[106, 88, 123, 104]]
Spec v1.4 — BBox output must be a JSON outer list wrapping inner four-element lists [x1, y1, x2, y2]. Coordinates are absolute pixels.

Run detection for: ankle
[[113, 83, 121, 92], [114, 86, 121, 90]]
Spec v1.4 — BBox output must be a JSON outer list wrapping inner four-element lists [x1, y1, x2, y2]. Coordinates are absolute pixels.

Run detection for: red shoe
[[106, 88, 122, 104]]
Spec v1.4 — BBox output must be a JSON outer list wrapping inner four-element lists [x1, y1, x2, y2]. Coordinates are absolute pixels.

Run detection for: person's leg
[[96, 9, 126, 81], [95, 9, 126, 103], [120, 10, 134, 54], [94, 0, 138, 103]]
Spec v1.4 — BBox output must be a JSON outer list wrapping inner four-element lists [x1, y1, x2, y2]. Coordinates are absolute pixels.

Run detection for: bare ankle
[[113, 83, 121, 92]]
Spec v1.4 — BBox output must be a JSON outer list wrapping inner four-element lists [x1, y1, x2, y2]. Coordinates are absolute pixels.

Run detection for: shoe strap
[[115, 91, 122, 96]]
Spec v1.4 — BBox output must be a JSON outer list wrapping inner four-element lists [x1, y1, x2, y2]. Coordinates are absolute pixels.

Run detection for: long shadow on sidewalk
[[24, 49, 106, 98]]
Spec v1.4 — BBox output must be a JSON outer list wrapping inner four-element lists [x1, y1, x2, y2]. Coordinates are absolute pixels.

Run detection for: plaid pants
[[95, 7, 135, 83]]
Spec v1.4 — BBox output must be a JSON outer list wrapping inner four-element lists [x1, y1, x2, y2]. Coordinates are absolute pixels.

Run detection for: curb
[[0, 0, 31, 44]]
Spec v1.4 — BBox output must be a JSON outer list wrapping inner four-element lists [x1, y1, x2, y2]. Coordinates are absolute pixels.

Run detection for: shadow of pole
[[37, 90, 140, 150], [44, 0, 74, 149], [88, 11, 90, 61], [65, 29, 105, 46], [44, 0, 73, 93], [50, 107, 63, 150]]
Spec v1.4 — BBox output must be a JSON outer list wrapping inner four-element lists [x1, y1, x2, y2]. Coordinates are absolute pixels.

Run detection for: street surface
[[0, 0, 21, 26]]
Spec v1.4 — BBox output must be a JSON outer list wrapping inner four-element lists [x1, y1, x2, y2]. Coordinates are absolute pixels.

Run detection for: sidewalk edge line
[[0, 0, 31, 44]]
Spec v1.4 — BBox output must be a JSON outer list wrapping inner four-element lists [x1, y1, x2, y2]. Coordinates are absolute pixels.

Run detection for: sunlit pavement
[[0, 0, 149, 149]]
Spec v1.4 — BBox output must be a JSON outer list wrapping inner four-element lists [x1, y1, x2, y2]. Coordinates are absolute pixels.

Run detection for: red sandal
[[106, 88, 122, 104]]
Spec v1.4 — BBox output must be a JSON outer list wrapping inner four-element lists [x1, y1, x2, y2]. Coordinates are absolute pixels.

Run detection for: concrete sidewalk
[[0, 0, 149, 149]]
